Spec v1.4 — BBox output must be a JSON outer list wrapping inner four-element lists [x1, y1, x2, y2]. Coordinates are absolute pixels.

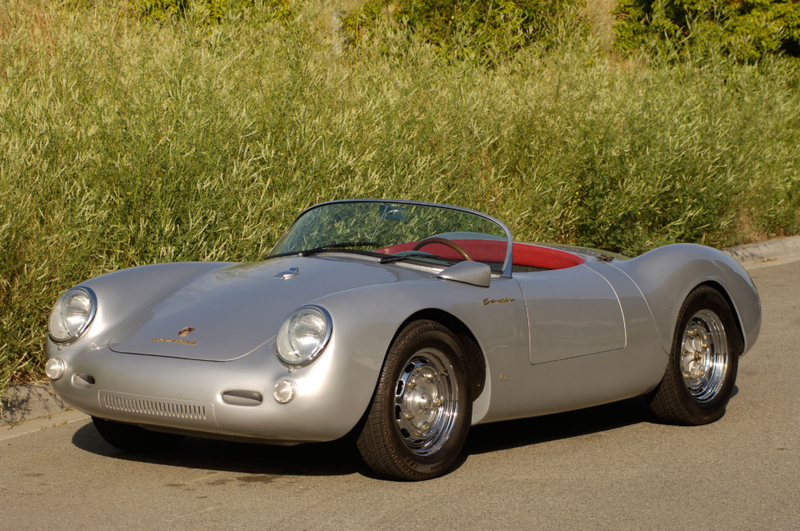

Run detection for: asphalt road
[[1, 260, 798, 530]]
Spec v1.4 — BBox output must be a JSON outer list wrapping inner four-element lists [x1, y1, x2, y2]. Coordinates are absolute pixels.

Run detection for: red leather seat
[[377, 240, 584, 270]]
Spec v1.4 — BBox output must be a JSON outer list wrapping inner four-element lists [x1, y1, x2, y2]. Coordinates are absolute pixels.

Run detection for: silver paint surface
[[46, 201, 761, 444], [516, 264, 626, 364]]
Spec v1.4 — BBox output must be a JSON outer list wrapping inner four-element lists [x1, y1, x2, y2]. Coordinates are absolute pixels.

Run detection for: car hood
[[109, 255, 430, 361]]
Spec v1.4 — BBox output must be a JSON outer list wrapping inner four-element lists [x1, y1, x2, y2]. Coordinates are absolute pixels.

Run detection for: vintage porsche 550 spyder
[[46, 199, 761, 480]]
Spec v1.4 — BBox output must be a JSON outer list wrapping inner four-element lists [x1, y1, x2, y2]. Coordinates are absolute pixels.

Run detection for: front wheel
[[648, 286, 742, 425], [357, 320, 471, 481]]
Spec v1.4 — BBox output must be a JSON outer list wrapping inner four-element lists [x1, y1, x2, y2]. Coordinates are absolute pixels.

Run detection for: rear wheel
[[92, 417, 184, 453], [648, 286, 742, 425], [357, 320, 471, 481]]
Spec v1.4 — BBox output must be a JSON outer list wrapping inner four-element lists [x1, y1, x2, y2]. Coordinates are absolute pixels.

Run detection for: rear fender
[[612, 244, 761, 355]]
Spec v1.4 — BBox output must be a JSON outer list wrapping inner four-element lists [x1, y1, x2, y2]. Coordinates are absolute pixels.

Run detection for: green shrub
[[615, 0, 800, 61], [343, 0, 588, 62], [130, 0, 292, 23]]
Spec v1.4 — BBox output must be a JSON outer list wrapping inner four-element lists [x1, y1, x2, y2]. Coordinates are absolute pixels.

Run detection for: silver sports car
[[46, 199, 761, 480]]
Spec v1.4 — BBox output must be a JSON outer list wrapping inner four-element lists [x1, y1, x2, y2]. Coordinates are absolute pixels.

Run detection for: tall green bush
[[343, 0, 587, 62], [615, 0, 800, 61], [130, 0, 293, 23]]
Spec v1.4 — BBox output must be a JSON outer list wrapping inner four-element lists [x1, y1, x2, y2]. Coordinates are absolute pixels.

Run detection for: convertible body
[[46, 200, 761, 480]]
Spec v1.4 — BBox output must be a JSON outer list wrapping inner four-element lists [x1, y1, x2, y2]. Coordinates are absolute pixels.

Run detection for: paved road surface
[[1, 260, 798, 530]]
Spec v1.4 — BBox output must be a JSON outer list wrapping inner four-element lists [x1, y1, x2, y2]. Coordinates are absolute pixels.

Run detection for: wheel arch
[[694, 280, 745, 354], [614, 243, 761, 356], [392, 309, 487, 403]]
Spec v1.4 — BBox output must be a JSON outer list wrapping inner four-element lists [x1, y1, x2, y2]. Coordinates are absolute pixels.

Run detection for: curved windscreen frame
[[269, 199, 514, 278]]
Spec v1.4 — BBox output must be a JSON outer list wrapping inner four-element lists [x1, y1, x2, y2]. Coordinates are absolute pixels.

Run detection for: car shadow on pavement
[[461, 384, 739, 459], [71, 387, 739, 480], [71, 422, 368, 478], [462, 396, 649, 458]]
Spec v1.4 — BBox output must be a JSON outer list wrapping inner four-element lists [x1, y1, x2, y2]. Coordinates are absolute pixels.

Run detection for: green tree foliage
[[615, 0, 800, 61], [343, 0, 587, 62], [131, 0, 292, 23]]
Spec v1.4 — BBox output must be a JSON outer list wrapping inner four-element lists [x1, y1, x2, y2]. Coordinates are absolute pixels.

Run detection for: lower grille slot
[[100, 391, 210, 422]]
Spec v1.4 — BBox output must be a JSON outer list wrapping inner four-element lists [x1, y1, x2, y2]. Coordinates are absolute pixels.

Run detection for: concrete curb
[[722, 234, 800, 269], [1, 381, 72, 426], [3, 235, 800, 428]]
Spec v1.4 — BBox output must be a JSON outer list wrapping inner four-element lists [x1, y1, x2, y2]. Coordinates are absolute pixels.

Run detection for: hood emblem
[[153, 338, 196, 345], [153, 326, 198, 345]]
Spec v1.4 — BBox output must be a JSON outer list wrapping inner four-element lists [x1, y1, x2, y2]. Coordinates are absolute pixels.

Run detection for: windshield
[[269, 200, 512, 275]]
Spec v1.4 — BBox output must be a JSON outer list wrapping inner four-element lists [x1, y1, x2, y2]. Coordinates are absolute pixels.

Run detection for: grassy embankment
[[1, 0, 799, 391]]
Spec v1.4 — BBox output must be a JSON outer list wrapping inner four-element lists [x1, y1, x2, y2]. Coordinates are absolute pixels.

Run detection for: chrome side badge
[[482, 297, 515, 306]]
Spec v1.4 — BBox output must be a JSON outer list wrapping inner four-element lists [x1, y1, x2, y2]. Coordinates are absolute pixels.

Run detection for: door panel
[[516, 265, 626, 364]]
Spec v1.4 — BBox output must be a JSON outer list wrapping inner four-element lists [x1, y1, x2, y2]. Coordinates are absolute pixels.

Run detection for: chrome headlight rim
[[275, 305, 333, 367], [48, 286, 97, 344], [45, 358, 66, 380]]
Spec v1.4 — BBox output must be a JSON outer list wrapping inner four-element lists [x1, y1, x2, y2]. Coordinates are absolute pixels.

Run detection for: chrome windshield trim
[[268, 199, 514, 278]]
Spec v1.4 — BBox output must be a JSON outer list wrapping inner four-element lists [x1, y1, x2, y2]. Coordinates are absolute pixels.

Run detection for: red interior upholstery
[[377, 239, 584, 270], [509, 242, 584, 269]]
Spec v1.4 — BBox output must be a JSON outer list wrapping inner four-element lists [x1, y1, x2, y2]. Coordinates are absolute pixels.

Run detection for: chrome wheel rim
[[394, 348, 458, 457], [680, 309, 729, 403]]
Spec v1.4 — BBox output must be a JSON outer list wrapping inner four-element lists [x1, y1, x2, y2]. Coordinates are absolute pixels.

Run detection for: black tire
[[92, 417, 184, 453], [356, 320, 471, 481], [648, 286, 742, 425]]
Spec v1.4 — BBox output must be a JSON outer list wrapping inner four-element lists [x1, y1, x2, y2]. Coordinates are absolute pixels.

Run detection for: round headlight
[[276, 306, 332, 366], [48, 287, 97, 343]]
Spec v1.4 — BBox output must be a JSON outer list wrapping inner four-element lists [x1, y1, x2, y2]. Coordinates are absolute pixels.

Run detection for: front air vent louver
[[100, 391, 208, 421]]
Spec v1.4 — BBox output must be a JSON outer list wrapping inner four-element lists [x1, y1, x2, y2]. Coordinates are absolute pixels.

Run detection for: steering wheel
[[411, 237, 473, 261]]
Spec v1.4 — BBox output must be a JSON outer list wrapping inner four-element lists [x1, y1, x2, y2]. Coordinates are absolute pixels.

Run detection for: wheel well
[[697, 281, 746, 352], [394, 309, 487, 402]]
